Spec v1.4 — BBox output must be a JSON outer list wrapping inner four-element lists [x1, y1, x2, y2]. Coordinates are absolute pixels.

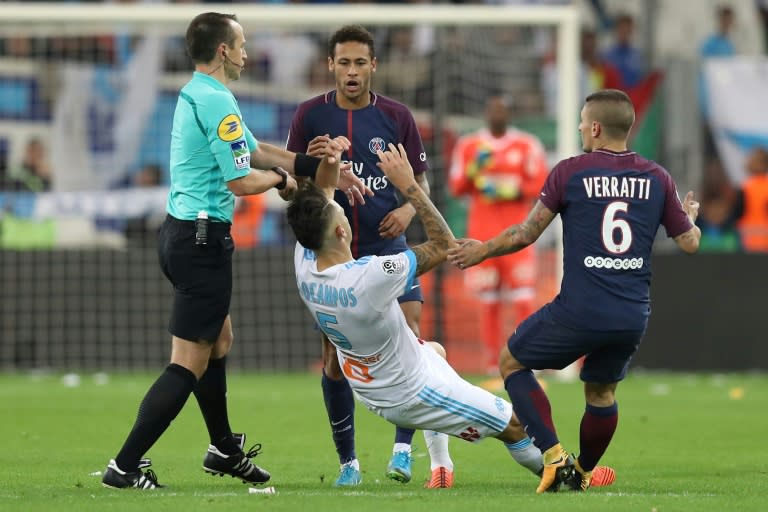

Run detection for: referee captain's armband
[[269, 166, 289, 190], [294, 153, 320, 179]]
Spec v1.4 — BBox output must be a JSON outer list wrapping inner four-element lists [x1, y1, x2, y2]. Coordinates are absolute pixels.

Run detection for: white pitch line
[[603, 492, 719, 497]]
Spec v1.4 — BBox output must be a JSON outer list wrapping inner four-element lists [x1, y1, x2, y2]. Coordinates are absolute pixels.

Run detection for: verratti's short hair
[[286, 181, 336, 251], [186, 12, 238, 64], [328, 24, 376, 59], [584, 89, 636, 140]]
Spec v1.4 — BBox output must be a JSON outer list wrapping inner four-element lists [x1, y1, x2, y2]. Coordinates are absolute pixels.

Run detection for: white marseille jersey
[[294, 243, 426, 407]]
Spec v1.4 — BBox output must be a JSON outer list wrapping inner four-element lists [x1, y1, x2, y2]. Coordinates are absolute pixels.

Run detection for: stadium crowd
[[1, 0, 768, 255]]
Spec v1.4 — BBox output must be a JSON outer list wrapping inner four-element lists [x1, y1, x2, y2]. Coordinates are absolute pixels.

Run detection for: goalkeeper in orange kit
[[449, 94, 548, 374]]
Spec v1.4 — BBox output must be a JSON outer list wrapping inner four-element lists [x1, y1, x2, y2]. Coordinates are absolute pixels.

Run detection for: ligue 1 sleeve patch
[[218, 114, 244, 141], [230, 140, 250, 170], [380, 256, 405, 275]]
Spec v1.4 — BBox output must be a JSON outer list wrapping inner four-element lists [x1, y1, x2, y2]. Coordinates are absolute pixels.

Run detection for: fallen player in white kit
[[286, 137, 615, 490]]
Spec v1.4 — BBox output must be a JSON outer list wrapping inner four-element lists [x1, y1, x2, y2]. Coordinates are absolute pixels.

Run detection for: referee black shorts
[[158, 215, 234, 343]]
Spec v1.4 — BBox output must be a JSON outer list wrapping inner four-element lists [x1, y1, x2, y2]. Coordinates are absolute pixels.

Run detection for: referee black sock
[[194, 356, 239, 455], [114, 363, 197, 472]]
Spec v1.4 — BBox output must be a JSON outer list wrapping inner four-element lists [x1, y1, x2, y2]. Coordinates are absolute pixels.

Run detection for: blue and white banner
[[50, 33, 162, 191], [703, 57, 768, 184], [0, 186, 168, 220]]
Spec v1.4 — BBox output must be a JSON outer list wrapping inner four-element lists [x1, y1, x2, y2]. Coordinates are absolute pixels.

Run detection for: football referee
[[102, 12, 354, 489]]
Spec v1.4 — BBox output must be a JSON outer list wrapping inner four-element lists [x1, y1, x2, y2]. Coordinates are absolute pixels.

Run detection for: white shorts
[[362, 345, 513, 443]]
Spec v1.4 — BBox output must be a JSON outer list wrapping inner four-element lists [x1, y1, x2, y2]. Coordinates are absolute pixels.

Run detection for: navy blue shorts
[[507, 305, 645, 383], [158, 215, 234, 343], [397, 277, 423, 304]]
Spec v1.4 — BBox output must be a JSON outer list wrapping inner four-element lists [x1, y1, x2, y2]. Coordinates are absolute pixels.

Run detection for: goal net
[[0, 3, 579, 372]]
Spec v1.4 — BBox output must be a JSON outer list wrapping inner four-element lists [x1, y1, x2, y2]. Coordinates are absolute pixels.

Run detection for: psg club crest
[[368, 137, 386, 154]]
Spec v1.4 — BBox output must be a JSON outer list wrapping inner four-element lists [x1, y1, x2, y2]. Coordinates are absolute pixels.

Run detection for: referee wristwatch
[[270, 166, 289, 190]]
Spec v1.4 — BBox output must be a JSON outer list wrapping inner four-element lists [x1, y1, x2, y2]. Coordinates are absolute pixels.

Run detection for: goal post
[[0, 3, 580, 159], [0, 3, 578, 372]]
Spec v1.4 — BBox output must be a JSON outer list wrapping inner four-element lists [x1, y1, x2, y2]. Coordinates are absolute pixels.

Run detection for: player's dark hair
[[328, 25, 376, 59], [287, 181, 336, 251], [585, 89, 635, 140], [186, 12, 238, 64]]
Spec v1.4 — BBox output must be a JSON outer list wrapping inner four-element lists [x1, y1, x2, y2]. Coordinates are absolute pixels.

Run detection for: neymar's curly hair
[[328, 24, 376, 59]]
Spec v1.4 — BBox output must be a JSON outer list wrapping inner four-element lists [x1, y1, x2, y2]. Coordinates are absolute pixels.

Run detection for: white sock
[[341, 458, 360, 471], [423, 430, 453, 471], [393, 442, 411, 454], [505, 437, 543, 475]]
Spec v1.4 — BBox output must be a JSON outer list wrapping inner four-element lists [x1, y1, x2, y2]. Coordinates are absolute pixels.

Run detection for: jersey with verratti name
[[294, 242, 426, 408], [287, 91, 428, 257], [539, 149, 693, 331], [167, 72, 258, 223]]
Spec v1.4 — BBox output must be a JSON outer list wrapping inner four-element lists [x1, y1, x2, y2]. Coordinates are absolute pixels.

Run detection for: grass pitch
[[1, 370, 766, 512]]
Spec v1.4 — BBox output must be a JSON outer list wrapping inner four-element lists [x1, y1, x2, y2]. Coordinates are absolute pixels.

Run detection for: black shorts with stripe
[[158, 215, 234, 343]]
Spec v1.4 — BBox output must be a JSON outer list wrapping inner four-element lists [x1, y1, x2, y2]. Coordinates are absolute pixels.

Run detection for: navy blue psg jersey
[[539, 149, 693, 331], [287, 91, 428, 257]]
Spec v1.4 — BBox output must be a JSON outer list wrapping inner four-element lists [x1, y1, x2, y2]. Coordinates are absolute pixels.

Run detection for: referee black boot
[[102, 458, 163, 489], [202, 433, 271, 484]]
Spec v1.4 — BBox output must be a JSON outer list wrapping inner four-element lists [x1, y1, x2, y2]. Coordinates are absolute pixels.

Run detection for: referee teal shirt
[[167, 72, 258, 223]]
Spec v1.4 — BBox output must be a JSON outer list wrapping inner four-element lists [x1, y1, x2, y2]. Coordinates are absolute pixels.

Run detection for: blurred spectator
[[111, 162, 163, 189], [696, 159, 742, 252], [5, 137, 52, 192], [758, 0, 768, 53], [541, 29, 622, 118], [307, 49, 334, 89], [736, 147, 768, 252], [449, 93, 548, 374], [2, 36, 33, 58], [231, 195, 267, 249], [111, 163, 165, 246], [700, 5, 737, 58], [0, 140, 11, 191], [699, 6, 737, 162], [375, 26, 432, 109], [249, 29, 319, 87], [582, 29, 622, 95], [132, 163, 162, 188], [163, 33, 190, 72], [601, 13, 645, 89]]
